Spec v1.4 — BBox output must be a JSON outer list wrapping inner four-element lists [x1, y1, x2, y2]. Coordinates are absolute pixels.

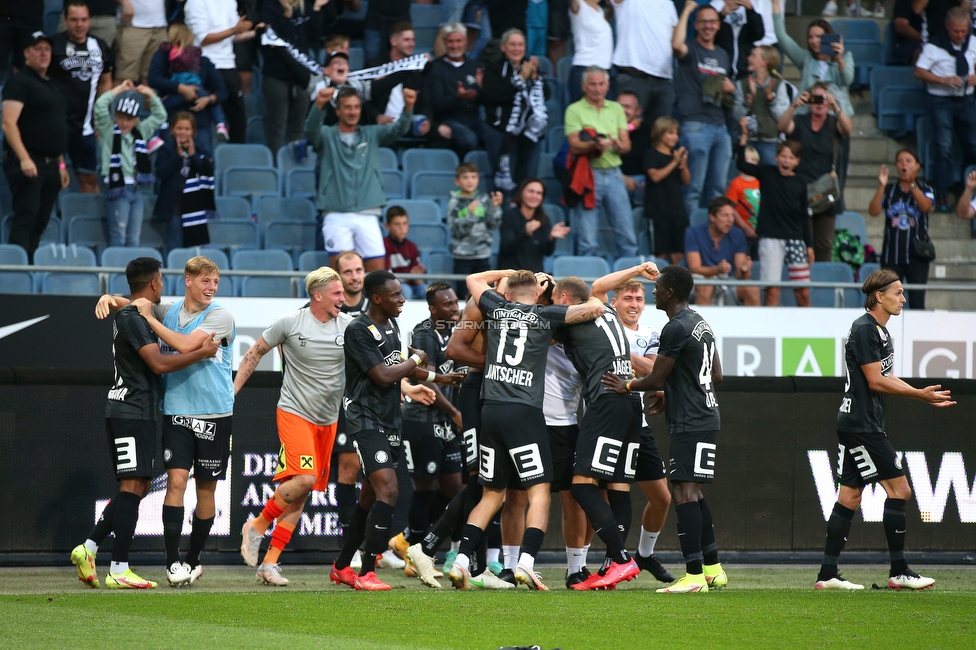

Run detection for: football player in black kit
[[70, 258, 217, 589], [448, 269, 605, 591], [603, 265, 726, 594], [815, 269, 954, 591], [329, 270, 461, 591]]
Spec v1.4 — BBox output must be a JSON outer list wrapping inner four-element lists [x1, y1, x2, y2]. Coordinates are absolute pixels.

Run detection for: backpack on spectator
[[832, 227, 864, 274]]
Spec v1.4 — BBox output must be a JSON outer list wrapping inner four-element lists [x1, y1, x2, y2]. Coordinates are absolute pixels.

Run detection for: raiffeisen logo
[[808, 450, 976, 523]]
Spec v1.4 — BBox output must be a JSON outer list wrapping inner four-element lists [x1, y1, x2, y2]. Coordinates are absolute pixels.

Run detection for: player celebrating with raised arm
[[591, 263, 675, 584], [330, 270, 460, 591], [72, 258, 218, 590], [234, 267, 357, 586], [448, 269, 606, 591], [602, 265, 726, 594], [815, 269, 955, 591]]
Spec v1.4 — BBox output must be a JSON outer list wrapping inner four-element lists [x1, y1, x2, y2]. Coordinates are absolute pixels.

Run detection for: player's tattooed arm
[[590, 262, 658, 303], [564, 296, 606, 324], [234, 336, 272, 395]]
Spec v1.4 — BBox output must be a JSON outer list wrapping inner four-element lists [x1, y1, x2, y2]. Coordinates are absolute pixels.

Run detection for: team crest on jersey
[[876, 326, 888, 342], [368, 324, 382, 341], [335, 333, 345, 346], [637, 338, 648, 348]]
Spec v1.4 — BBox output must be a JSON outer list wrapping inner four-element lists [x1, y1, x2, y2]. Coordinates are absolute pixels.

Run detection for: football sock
[[675, 501, 704, 575], [607, 489, 633, 546], [566, 547, 584, 575], [486, 547, 501, 566], [360, 501, 395, 576], [336, 505, 369, 569], [335, 482, 357, 532], [458, 523, 484, 566], [84, 539, 99, 555], [110, 491, 141, 564], [185, 514, 214, 568], [407, 490, 436, 545], [502, 545, 519, 571], [637, 527, 660, 557], [162, 505, 184, 565], [486, 514, 502, 552], [883, 498, 908, 576], [453, 553, 471, 572], [422, 489, 465, 556], [110, 561, 129, 574], [88, 498, 117, 547], [427, 490, 450, 525], [454, 482, 482, 541], [263, 521, 295, 566], [819, 502, 855, 581], [699, 498, 720, 566], [571, 483, 630, 564], [253, 493, 288, 535], [473, 530, 488, 576], [450, 540, 460, 552], [582, 544, 590, 567], [518, 528, 545, 570]]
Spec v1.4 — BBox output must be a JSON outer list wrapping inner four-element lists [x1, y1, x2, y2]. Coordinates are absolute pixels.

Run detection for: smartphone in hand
[[819, 33, 840, 57]]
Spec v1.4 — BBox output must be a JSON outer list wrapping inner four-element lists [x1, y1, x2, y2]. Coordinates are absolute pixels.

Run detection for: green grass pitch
[[2, 565, 974, 649]]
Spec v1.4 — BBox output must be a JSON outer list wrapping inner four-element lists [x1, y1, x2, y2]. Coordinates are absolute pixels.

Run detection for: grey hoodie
[[446, 190, 503, 260]]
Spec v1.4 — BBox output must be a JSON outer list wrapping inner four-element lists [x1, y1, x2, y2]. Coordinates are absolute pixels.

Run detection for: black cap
[[26, 31, 54, 48], [325, 50, 349, 66]]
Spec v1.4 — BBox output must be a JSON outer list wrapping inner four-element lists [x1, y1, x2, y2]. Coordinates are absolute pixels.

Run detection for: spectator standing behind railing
[[868, 151, 934, 310], [777, 83, 852, 262], [567, 0, 614, 104], [1, 32, 70, 264], [644, 116, 690, 264], [113, 0, 167, 84], [154, 112, 217, 250], [914, 7, 976, 212], [94, 81, 167, 248], [684, 196, 760, 306]]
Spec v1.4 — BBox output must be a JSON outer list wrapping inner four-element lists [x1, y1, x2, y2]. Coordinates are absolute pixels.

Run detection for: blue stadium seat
[[2, 214, 61, 246], [140, 221, 166, 253], [60, 192, 104, 221], [0, 243, 31, 293], [67, 215, 108, 250], [835, 211, 867, 245], [556, 56, 572, 86], [286, 168, 317, 199], [232, 249, 294, 296], [222, 167, 281, 204], [612, 255, 656, 272], [276, 144, 317, 175], [545, 203, 565, 225], [410, 171, 459, 199], [422, 250, 454, 276], [539, 177, 562, 203], [830, 19, 880, 43], [858, 261, 880, 281], [410, 3, 441, 26], [877, 86, 927, 133], [383, 169, 406, 199], [882, 21, 900, 65], [870, 67, 920, 116], [545, 99, 563, 129], [298, 250, 331, 271], [552, 255, 610, 279], [208, 220, 259, 253], [546, 128, 566, 154], [386, 199, 442, 224], [379, 147, 399, 170], [266, 221, 317, 265], [245, 116, 267, 145], [653, 256, 671, 270], [846, 41, 882, 90], [407, 223, 450, 252], [34, 244, 98, 295], [810, 261, 854, 308], [401, 149, 460, 184], [690, 208, 709, 227], [463, 150, 491, 175], [536, 56, 554, 78], [256, 196, 315, 229], [102, 246, 164, 294], [414, 27, 438, 53], [215, 144, 274, 174], [348, 46, 365, 71], [215, 196, 253, 221]]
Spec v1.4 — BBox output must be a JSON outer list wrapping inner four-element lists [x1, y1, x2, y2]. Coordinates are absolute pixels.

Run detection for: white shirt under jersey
[[570, 1, 614, 70], [611, 0, 679, 79], [184, 0, 239, 69], [624, 324, 660, 427], [543, 343, 583, 426], [262, 309, 356, 425]]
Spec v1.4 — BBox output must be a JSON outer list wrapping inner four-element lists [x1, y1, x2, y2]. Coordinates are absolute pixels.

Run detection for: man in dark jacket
[[713, 0, 765, 81], [429, 22, 487, 158]]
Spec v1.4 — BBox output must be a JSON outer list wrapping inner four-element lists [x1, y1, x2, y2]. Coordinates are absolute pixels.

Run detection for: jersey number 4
[[699, 342, 718, 408]]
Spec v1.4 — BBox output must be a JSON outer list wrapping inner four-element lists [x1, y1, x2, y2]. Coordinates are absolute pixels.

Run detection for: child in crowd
[[726, 145, 762, 245], [324, 34, 351, 56], [447, 162, 504, 295], [644, 116, 690, 264], [160, 23, 229, 141], [736, 140, 814, 307], [384, 205, 427, 299], [94, 80, 167, 247]]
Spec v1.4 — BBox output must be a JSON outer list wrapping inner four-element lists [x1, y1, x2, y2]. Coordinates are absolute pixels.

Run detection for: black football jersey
[[343, 313, 403, 433], [104, 305, 160, 420], [341, 293, 369, 316], [560, 303, 636, 407], [479, 290, 567, 407], [403, 319, 454, 423], [837, 313, 893, 433], [657, 309, 721, 434]]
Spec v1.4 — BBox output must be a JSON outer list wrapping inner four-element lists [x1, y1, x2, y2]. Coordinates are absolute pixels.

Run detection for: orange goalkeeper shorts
[[274, 408, 337, 492]]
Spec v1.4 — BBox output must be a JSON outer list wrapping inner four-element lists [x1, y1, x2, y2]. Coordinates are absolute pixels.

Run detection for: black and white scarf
[[308, 52, 431, 100], [106, 124, 154, 199], [179, 151, 215, 247], [505, 61, 547, 143]]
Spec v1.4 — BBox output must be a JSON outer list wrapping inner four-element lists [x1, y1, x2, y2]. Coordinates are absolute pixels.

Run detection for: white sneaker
[[873, 4, 885, 17], [240, 520, 263, 568], [377, 550, 405, 569], [350, 550, 362, 571], [257, 563, 289, 586], [470, 569, 516, 589], [187, 563, 203, 585], [822, 0, 838, 16], [846, 2, 872, 15], [166, 561, 191, 587], [405, 544, 442, 588], [888, 570, 935, 590], [514, 564, 549, 591], [814, 575, 864, 590]]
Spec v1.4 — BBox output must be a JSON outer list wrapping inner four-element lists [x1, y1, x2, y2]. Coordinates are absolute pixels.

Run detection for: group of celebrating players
[[69, 250, 954, 592]]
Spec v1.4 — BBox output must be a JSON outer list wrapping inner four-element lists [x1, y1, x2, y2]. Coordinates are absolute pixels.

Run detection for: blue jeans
[[750, 141, 778, 167], [442, 118, 488, 157], [929, 95, 976, 197], [681, 121, 733, 217], [402, 281, 428, 299], [105, 184, 144, 247], [572, 167, 638, 258], [484, 128, 542, 191]]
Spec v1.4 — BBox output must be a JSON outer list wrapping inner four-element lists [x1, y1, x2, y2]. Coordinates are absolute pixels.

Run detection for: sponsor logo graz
[[173, 416, 216, 441]]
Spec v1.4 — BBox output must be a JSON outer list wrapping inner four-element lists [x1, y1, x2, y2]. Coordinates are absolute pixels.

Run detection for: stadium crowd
[[1, 0, 972, 309]]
